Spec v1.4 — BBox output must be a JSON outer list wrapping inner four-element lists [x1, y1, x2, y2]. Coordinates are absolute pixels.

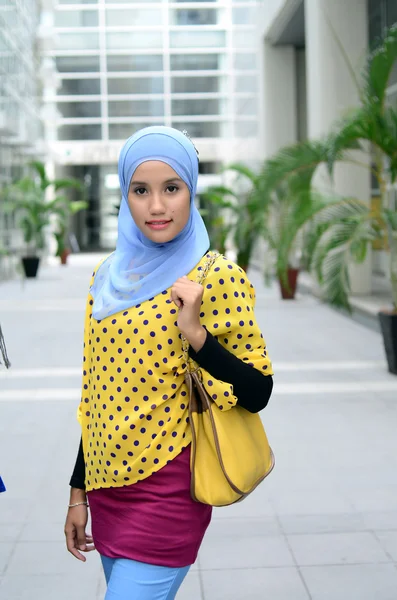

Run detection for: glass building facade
[[47, 0, 260, 250], [0, 0, 43, 277]]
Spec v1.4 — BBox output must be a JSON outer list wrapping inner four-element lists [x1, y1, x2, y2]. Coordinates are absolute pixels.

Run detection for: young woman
[[64, 126, 273, 600]]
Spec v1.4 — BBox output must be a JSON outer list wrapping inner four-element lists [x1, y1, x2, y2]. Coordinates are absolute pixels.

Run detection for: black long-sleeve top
[[70, 330, 273, 489]]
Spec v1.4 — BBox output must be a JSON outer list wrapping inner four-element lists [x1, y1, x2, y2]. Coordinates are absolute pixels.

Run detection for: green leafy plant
[[2, 161, 86, 258], [259, 25, 397, 311], [201, 164, 266, 270]]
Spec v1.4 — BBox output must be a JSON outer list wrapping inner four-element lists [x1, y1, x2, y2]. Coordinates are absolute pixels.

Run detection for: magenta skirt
[[87, 446, 212, 568]]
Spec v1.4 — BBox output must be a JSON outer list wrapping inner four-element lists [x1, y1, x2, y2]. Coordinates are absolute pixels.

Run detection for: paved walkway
[[1, 254, 397, 600]]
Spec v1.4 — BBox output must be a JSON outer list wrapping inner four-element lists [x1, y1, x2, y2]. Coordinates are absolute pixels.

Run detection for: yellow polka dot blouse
[[77, 253, 273, 491]]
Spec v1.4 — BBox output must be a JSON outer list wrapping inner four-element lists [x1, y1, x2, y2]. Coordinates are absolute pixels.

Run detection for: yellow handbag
[[183, 253, 275, 507]]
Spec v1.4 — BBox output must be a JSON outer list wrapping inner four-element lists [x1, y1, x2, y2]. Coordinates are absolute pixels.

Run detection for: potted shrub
[[201, 164, 267, 272], [259, 25, 397, 373], [54, 199, 88, 265], [2, 161, 85, 277]]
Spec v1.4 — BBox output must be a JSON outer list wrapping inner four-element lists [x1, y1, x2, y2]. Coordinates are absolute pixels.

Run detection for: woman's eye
[[134, 187, 147, 195], [167, 185, 178, 193]]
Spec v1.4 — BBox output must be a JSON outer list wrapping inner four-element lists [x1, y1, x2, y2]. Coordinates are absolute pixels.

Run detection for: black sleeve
[[188, 330, 273, 413], [69, 438, 86, 490]]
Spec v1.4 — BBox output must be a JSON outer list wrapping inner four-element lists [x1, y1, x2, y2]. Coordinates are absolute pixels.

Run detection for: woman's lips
[[146, 220, 172, 230]]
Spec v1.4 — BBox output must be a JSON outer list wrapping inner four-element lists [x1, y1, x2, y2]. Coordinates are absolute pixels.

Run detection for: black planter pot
[[21, 257, 40, 278], [378, 311, 397, 375]]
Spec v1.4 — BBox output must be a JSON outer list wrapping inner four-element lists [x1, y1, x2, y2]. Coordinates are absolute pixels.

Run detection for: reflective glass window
[[171, 121, 220, 137], [58, 124, 102, 140], [234, 75, 257, 93], [108, 77, 164, 95], [57, 32, 99, 50], [56, 55, 100, 72], [107, 55, 163, 72], [170, 30, 226, 48], [58, 78, 101, 95], [171, 76, 221, 93], [55, 10, 98, 27], [109, 122, 156, 139], [234, 53, 256, 70], [172, 98, 221, 116], [170, 9, 217, 26], [106, 31, 162, 50], [108, 99, 164, 117], [57, 101, 101, 118], [170, 53, 222, 70], [106, 9, 162, 26]]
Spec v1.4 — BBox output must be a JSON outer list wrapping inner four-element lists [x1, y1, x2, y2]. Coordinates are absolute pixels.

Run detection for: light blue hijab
[[91, 126, 210, 320]]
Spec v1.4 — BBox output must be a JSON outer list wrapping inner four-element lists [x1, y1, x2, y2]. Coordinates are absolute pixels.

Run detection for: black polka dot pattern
[[77, 254, 272, 491]]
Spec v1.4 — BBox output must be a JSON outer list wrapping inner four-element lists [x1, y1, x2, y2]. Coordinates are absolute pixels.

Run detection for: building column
[[305, 0, 372, 295], [259, 41, 298, 159]]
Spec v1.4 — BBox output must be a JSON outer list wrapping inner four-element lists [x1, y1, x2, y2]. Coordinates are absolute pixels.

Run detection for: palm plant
[[259, 24, 397, 312], [2, 161, 86, 274], [201, 164, 266, 270]]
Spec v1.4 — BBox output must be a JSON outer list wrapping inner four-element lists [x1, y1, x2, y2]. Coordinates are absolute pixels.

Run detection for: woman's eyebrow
[[130, 177, 183, 187], [164, 177, 183, 184]]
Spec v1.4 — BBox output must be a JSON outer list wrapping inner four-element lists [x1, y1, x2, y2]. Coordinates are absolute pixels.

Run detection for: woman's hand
[[171, 276, 207, 352], [64, 492, 95, 561]]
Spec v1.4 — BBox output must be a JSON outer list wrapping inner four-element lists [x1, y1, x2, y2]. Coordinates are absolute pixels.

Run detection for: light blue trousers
[[101, 555, 191, 600]]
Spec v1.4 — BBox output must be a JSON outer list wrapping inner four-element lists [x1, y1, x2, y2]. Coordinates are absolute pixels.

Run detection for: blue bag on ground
[[0, 476, 6, 493]]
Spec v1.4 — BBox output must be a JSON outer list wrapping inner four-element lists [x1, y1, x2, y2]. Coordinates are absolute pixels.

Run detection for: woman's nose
[[149, 193, 166, 214]]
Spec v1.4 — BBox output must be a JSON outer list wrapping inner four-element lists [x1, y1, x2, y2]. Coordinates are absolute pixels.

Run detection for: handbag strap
[[181, 251, 220, 373]]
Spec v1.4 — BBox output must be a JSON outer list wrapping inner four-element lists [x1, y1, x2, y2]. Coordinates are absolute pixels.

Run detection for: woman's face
[[127, 161, 191, 243]]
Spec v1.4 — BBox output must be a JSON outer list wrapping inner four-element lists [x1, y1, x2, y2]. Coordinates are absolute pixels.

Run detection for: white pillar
[[259, 42, 297, 159], [305, 0, 371, 295]]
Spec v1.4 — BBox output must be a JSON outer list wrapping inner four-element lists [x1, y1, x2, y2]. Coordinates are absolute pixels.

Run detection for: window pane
[[234, 53, 256, 70], [234, 75, 257, 93], [232, 6, 256, 25], [198, 162, 219, 174], [170, 30, 226, 48], [171, 76, 221, 93], [59, 0, 97, 3], [106, 32, 163, 50], [108, 77, 164, 95], [58, 124, 101, 140], [235, 121, 257, 137], [368, 0, 382, 47], [106, 9, 162, 26], [171, 9, 217, 26], [386, 0, 397, 28], [107, 55, 163, 72], [57, 101, 101, 118], [170, 53, 222, 71], [57, 32, 99, 50], [106, 0, 158, 2], [233, 31, 255, 48], [55, 10, 98, 27], [108, 99, 164, 117], [235, 97, 257, 116], [171, 121, 220, 137], [172, 98, 221, 116], [56, 55, 100, 72], [58, 78, 101, 95], [109, 122, 155, 139]]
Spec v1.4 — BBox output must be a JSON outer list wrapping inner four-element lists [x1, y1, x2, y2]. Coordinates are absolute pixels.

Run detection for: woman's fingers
[[171, 278, 203, 307], [170, 286, 182, 308], [65, 521, 95, 562], [65, 526, 86, 562]]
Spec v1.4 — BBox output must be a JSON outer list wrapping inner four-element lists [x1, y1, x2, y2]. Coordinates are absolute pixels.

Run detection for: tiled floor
[[1, 256, 397, 599]]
